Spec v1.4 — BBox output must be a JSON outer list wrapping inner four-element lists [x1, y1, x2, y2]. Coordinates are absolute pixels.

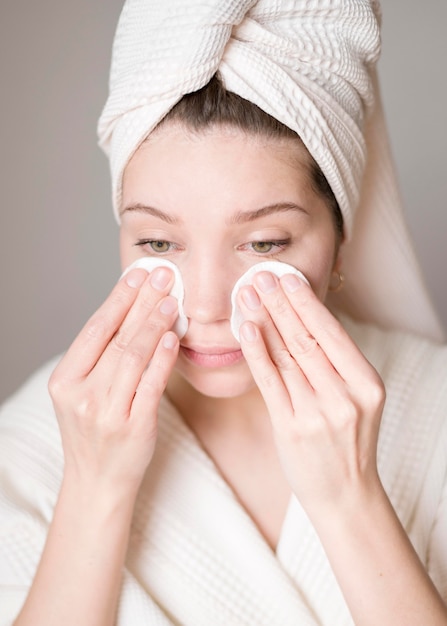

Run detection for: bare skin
[[14, 125, 447, 625]]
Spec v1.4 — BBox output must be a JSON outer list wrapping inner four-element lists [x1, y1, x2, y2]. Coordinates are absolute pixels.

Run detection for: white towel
[[98, 0, 444, 342]]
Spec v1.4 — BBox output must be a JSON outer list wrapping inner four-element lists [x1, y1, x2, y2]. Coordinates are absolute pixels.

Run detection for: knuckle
[[123, 346, 147, 369], [112, 327, 132, 353], [48, 372, 65, 400], [366, 376, 386, 408], [322, 389, 359, 430], [145, 317, 168, 333], [151, 350, 171, 374], [271, 295, 289, 315], [76, 392, 98, 421], [85, 314, 109, 342], [137, 289, 158, 315], [270, 346, 295, 371], [144, 318, 165, 334], [109, 284, 133, 308], [338, 401, 359, 427], [290, 331, 318, 356], [293, 413, 321, 441], [261, 371, 278, 389], [137, 368, 166, 401], [293, 290, 313, 310]]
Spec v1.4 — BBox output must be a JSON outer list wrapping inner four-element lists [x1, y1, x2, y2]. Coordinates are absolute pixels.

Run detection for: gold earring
[[329, 271, 345, 293]]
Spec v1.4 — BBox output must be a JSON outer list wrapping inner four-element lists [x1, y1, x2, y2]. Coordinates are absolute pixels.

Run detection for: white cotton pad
[[230, 261, 309, 342], [121, 258, 188, 338]]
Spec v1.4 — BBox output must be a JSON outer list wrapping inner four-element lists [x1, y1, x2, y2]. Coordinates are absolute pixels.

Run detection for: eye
[[148, 240, 171, 253], [251, 241, 275, 253], [134, 239, 174, 254], [245, 240, 290, 255]]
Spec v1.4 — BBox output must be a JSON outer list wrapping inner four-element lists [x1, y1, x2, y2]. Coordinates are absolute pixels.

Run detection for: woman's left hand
[[238, 271, 386, 518]]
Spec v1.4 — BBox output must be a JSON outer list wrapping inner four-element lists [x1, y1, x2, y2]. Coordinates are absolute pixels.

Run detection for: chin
[[173, 359, 257, 399]]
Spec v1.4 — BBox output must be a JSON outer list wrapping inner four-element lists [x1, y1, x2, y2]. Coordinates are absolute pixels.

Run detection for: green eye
[[149, 240, 171, 253], [251, 241, 274, 253]]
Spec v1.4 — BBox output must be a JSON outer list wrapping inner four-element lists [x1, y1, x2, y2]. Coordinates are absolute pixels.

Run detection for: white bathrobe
[[1, 316, 446, 625]]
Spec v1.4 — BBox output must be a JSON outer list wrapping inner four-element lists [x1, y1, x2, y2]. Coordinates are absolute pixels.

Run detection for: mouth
[[180, 345, 244, 368]]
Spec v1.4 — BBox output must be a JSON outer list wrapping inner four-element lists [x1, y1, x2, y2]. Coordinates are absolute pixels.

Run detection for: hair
[[156, 74, 343, 238]]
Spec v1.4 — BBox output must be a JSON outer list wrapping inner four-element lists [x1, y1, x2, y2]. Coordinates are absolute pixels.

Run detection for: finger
[[55, 268, 149, 382], [237, 281, 330, 396], [98, 266, 175, 372], [239, 321, 295, 425], [279, 273, 378, 384], [251, 272, 343, 392], [131, 331, 179, 419], [106, 295, 179, 414]]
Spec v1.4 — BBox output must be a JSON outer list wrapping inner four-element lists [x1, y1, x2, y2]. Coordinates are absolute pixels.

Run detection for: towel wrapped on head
[[98, 0, 444, 341]]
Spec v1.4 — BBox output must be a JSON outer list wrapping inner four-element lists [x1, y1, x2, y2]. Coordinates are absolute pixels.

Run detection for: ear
[[332, 242, 344, 273]]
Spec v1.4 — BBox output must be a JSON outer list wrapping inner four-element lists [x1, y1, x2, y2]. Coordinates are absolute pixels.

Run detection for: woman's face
[[120, 123, 340, 398]]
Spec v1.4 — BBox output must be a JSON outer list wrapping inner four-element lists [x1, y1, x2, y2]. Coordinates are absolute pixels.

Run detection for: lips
[[180, 344, 244, 368]]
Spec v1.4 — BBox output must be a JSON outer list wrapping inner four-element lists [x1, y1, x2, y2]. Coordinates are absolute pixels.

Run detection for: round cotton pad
[[121, 258, 188, 338], [230, 261, 309, 342]]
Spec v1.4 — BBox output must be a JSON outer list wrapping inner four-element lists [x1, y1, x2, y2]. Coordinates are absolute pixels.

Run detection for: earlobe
[[328, 249, 344, 293], [328, 270, 345, 293]]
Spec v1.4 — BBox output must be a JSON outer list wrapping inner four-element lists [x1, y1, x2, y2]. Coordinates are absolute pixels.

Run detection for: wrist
[[59, 469, 139, 521], [306, 472, 388, 533]]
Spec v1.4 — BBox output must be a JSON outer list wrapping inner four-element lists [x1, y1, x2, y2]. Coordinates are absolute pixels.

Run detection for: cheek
[[297, 240, 337, 300]]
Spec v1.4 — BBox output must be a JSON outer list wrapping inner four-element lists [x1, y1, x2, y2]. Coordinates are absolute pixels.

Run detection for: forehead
[[122, 123, 315, 206]]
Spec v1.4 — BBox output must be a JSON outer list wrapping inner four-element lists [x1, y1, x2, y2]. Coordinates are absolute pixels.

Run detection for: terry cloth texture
[[1, 317, 447, 625], [230, 261, 309, 341], [97, 0, 444, 341]]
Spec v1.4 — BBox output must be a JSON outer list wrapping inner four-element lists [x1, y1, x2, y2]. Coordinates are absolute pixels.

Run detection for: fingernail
[[282, 274, 302, 293], [160, 296, 178, 315], [241, 286, 261, 310], [240, 321, 258, 342], [125, 269, 147, 288], [150, 267, 171, 291], [163, 332, 178, 349], [255, 272, 277, 293]]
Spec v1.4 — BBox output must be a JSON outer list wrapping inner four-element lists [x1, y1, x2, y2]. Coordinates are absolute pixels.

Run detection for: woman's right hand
[[48, 266, 179, 496]]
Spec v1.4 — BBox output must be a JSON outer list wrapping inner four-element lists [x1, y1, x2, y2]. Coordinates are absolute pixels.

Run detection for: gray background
[[0, 1, 446, 403]]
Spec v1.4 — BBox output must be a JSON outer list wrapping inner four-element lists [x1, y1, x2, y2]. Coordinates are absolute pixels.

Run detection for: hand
[[237, 271, 386, 516], [48, 266, 179, 494]]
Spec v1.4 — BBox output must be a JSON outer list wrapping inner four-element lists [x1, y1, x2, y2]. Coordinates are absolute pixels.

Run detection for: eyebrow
[[229, 202, 307, 224], [120, 203, 180, 224], [120, 201, 306, 224]]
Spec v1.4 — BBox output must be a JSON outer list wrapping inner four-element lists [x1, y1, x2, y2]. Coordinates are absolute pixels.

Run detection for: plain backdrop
[[0, 1, 446, 403]]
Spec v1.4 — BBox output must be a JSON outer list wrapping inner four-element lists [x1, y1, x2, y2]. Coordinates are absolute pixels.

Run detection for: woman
[[1, 1, 447, 625]]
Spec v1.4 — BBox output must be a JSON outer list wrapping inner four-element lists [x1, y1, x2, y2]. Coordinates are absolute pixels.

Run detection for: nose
[[182, 256, 233, 325]]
